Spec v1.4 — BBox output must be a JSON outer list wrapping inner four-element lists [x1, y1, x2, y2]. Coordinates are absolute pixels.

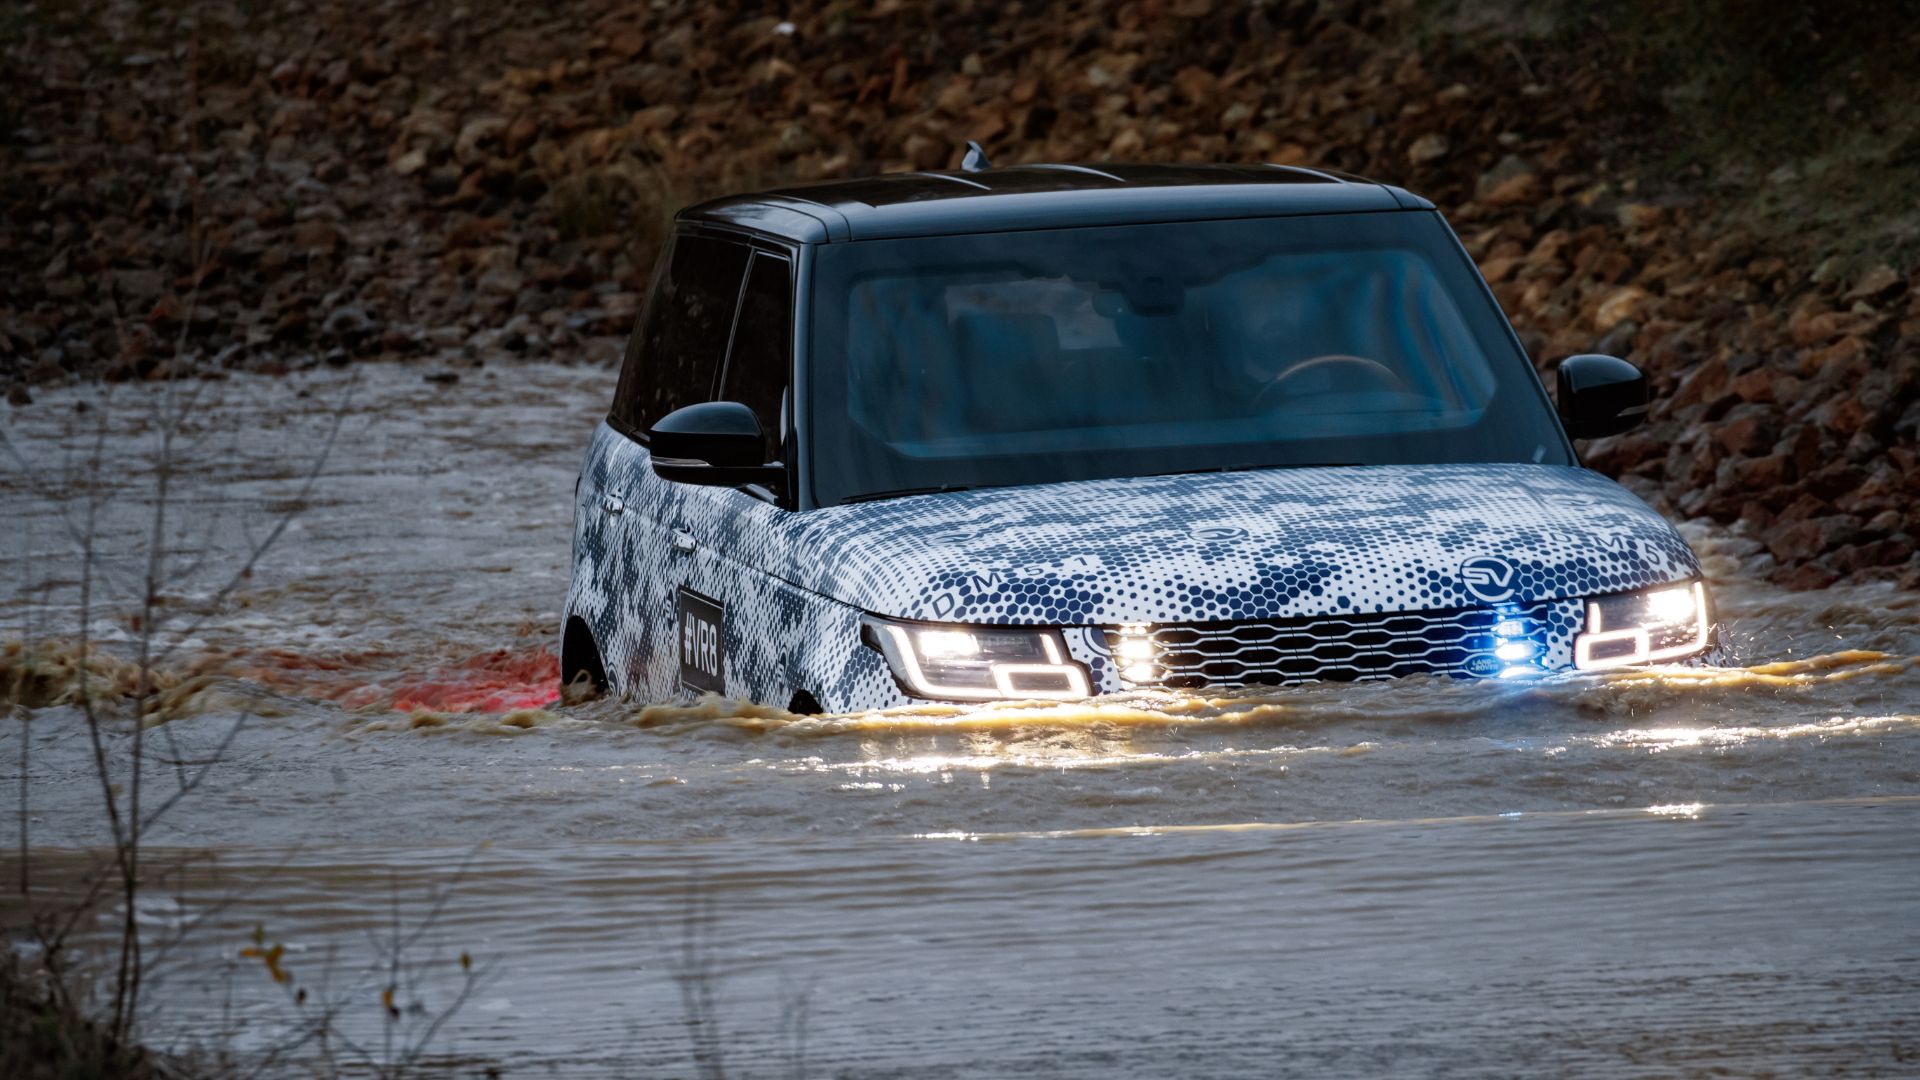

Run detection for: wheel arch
[[561, 615, 608, 693]]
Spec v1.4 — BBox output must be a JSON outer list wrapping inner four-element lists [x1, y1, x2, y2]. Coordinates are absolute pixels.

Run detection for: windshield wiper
[[841, 484, 979, 504]]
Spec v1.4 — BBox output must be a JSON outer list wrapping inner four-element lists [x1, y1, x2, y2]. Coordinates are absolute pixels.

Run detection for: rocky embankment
[[3, 0, 1916, 587]]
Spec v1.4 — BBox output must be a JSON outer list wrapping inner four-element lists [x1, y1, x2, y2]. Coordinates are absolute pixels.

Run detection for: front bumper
[[860, 586, 1718, 705]]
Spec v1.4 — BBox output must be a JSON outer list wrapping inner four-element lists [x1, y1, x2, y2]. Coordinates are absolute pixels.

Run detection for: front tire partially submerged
[[561, 616, 608, 699]]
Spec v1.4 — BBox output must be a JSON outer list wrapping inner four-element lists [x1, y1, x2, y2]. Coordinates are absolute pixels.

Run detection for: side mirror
[[649, 401, 785, 487], [1556, 354, 1648, 439]]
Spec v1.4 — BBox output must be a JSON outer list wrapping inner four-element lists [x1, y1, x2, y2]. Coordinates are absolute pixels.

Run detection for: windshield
[[807, 211, 1569, 506]]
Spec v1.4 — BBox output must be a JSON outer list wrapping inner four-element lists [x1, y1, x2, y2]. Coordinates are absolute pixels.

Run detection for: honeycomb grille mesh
[[1118, 604, 1555, 688]]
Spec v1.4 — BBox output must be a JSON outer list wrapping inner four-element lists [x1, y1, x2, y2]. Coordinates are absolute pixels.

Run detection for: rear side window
[[720, 253, 794, 462], [611, 233, 750, 437]]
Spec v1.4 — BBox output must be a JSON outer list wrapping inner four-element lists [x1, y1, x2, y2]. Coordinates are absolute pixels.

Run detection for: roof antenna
[[960, 140, 992, 173]]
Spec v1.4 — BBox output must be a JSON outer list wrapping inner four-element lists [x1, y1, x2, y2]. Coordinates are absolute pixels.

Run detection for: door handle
[[671, 529, 697, 554], [601, 492, 624, 515]]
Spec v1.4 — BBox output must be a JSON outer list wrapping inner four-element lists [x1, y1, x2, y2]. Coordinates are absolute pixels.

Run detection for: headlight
[[864, 617, 1092, 701], [1574, 580, 1712, 671]]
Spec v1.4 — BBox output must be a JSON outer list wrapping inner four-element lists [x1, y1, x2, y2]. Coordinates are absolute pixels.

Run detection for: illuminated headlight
[[1110, 623, 1162, 685], [864, 617, 1092, 701], [1573, 581, 1712, 671]]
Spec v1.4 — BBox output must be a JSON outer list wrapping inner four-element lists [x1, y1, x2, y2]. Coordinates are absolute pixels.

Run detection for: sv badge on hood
[[1459, 556, 1519, 603]]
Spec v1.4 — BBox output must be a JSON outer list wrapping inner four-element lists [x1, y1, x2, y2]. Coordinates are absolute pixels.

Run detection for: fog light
[[1495, 640, 1535, 662], [1110, 623, 1161, 685]]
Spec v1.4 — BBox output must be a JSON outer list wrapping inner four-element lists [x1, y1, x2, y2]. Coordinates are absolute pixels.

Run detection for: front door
[[665, 247, 798, 703], [596, 231, 751, 700]]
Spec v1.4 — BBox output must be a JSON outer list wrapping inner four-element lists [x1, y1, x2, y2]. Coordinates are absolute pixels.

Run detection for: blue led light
[[1489, 609, 1543, 677]]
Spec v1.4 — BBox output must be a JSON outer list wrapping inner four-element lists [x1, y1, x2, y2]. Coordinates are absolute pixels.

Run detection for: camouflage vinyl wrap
[[565, 422, 1703, 711]]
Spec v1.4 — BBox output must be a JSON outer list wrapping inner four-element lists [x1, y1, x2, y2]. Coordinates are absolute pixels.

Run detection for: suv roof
[[681, 162, 1433, 244]]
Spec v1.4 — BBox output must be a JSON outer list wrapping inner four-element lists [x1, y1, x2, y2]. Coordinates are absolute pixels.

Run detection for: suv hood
[[774, 463, 1699, 625]]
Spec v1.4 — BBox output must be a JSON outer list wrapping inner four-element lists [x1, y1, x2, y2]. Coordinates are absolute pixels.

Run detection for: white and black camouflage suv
[[562, 159, 1715, 713]]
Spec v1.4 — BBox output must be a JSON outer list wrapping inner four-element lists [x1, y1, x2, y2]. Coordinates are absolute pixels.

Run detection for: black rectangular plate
[[677, 588, 725, 695]]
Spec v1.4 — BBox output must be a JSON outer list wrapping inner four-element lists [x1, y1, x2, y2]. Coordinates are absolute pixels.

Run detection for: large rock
[[1766, 515, 1864, 565]]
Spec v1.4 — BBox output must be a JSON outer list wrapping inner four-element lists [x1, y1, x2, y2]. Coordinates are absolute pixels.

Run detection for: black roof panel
[[684, 162, 1429, 243]]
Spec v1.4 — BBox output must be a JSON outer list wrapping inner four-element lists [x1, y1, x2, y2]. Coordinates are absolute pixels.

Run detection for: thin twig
[[136, 709, 249, 837]]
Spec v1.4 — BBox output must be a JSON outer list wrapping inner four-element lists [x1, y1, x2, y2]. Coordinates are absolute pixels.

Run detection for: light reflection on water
[[1597, 713, 1920, 751]]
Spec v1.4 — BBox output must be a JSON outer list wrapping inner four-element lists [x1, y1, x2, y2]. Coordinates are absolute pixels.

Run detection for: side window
[[721, 253, 794, 463], [609, 241, 671, 435], [612, 233, 750, 437]]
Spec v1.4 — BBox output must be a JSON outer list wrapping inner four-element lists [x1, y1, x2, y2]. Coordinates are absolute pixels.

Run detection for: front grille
[[1114, 605, 1552, 688]]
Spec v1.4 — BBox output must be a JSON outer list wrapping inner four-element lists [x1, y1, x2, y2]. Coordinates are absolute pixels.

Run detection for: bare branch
[[135, 709, 249, 837]]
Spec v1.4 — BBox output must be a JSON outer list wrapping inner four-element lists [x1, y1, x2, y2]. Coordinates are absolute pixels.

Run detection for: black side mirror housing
[[1556, 354, 1649, 440], [649, 401, 785, 488]]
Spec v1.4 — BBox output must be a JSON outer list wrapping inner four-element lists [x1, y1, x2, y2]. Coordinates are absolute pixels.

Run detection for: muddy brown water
[[3, 364, 1918, 1076]]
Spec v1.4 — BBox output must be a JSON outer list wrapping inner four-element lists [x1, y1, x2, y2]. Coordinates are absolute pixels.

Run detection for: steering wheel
[[1253, 353, 1409, 408]]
